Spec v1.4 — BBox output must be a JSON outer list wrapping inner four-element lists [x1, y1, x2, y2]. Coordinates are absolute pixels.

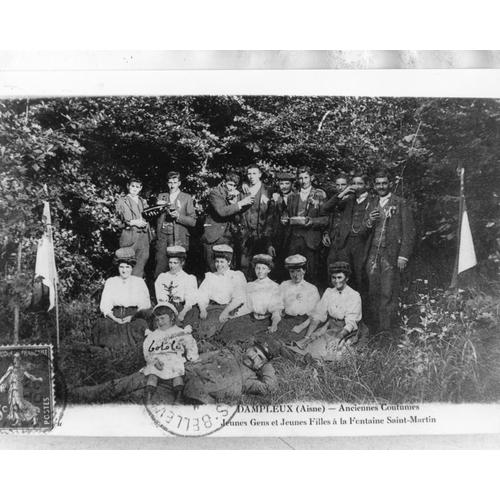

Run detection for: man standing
[[284, 167, 327, 285], [364, 169, 416, 334], [201, 171, 254, 271], [321, 174, 349, 253], [236, 165, 276, 279], [115, 178, 151, 277], [154, 171, 196, 278], [323, 172, 374, 294], [271, 170, 296, 280], [320, 173, 350, 288]]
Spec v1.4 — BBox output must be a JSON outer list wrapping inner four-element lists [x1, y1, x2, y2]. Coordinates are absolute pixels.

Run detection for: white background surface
[[0, 0, 499, 497]]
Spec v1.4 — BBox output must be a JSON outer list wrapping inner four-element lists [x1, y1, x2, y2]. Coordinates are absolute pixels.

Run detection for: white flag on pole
[[457, 200, 477, 274], [34, 202, 58, 311]]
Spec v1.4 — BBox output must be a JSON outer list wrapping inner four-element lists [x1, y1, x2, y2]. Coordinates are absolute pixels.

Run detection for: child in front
[[142, 304, 198, 403]]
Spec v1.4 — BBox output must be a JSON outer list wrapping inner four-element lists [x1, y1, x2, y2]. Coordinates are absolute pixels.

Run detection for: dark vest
[[350, 199, 369, 236]]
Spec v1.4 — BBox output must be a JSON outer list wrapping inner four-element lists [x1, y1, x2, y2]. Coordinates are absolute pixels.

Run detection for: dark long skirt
[[287, 319, 368, 362], [273, 314, 309, 343], [190, 303, 228, 339], [91, 317, 148, 352], [215, 314, 309, 358]]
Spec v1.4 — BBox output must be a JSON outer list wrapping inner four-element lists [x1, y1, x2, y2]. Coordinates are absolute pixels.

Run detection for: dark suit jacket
[[202, 184, 242, 244], [270, 191, 294, 250], [286, 188, 328, 250], [115, 194, 152, 246], [236, 184, 275, 244], [364, 193, 416, 262], [332, 194, 375, 250], [156, 191, 196, 247]]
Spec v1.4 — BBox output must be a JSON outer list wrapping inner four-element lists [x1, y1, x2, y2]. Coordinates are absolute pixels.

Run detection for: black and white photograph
[[1, 92, 499, 407]]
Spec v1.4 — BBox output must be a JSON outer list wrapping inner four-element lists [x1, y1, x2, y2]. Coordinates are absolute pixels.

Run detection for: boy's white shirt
[[141, 325, 198, 380]]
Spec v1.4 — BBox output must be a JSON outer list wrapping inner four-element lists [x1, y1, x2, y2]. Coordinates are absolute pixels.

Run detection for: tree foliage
[[1, 96, 499, 334]]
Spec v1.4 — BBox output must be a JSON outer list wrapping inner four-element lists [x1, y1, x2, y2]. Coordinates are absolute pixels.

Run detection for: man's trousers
[[130, 232, 150, 278], [328, 234, 367, 293], [154, 234, 188, 278], [366, 249, 400, 333]]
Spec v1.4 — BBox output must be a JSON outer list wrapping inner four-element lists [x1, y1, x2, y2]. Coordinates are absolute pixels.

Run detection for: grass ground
[[4, 281, 500, 405]]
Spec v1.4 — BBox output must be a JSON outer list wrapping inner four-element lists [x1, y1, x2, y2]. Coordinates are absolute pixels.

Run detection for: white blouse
[[197, 270, 247, 310], [100, 276, 151, 317], [142, 326, 199, 380], [278, 280, 320, 316], [311, 285, 362, 333], [155, 270, 198, 309], [237, 277, 283, 317]]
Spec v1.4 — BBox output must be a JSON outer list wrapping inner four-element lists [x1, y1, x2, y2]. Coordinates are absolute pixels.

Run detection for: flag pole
[[13, 241, 22, 344], [54, 276, 60, 350], [45, 201, 60, 350], [451, 166, 465, 288]]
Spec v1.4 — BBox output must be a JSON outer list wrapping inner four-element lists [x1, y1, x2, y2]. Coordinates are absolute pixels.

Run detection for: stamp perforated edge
[[0, 344, 55, 434]]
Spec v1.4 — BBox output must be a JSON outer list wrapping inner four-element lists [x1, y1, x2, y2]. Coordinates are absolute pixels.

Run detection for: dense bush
[[263, 285, 500, 404], [1, 96, 499, 350]]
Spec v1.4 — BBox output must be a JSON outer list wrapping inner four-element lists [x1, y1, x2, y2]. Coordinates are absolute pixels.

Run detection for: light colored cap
[[166, 246, 187, 258], [252, 253, 273, 268], [114, 247, 137, 264], [284, 254, 307, 269], [213, 244, 233, 254]]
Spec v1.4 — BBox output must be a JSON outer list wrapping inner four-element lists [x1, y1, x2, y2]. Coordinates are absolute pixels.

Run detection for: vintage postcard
[[0, 52, 499, 445]]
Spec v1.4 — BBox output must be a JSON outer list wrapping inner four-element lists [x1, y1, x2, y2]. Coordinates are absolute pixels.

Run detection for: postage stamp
[[0, 345, 54, 432]]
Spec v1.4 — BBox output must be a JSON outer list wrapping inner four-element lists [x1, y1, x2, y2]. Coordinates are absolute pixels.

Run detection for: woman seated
[[92, 247, 151, 352], [288, 261, 366, 362], [195, 244, 247, 338], [154, 246, 198, 324], [216, 254, 283, 345], [274, 254, 320, 342]]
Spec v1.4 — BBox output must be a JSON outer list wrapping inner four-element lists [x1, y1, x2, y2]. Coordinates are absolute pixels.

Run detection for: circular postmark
[[145, 401, 238, 437]]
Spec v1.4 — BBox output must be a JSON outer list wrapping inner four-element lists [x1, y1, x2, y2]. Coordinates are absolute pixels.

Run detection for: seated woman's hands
[[219, 310, 230, 323], [199, 308, 208, 320], [110, 314, 131, 325]]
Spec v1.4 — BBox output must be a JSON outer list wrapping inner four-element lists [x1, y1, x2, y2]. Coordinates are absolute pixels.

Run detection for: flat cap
[[166, 246, 187, 258], [213, 244, 234, 254], [328, 261, 351, 276], [252, 253, 274, 268], [114, 247, 137, 264], [276, 171, 296, 181], [284, 254, 307, 269]]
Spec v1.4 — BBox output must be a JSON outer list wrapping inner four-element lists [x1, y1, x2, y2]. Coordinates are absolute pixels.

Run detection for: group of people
[[72, 165, 416, 405]]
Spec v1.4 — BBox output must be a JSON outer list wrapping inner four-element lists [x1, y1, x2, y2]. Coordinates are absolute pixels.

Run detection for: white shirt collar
[[300, 185, 312, 201], [356, 192, 368, 204], [169, 189, 180, 201], [248, 182, 262, 196]]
